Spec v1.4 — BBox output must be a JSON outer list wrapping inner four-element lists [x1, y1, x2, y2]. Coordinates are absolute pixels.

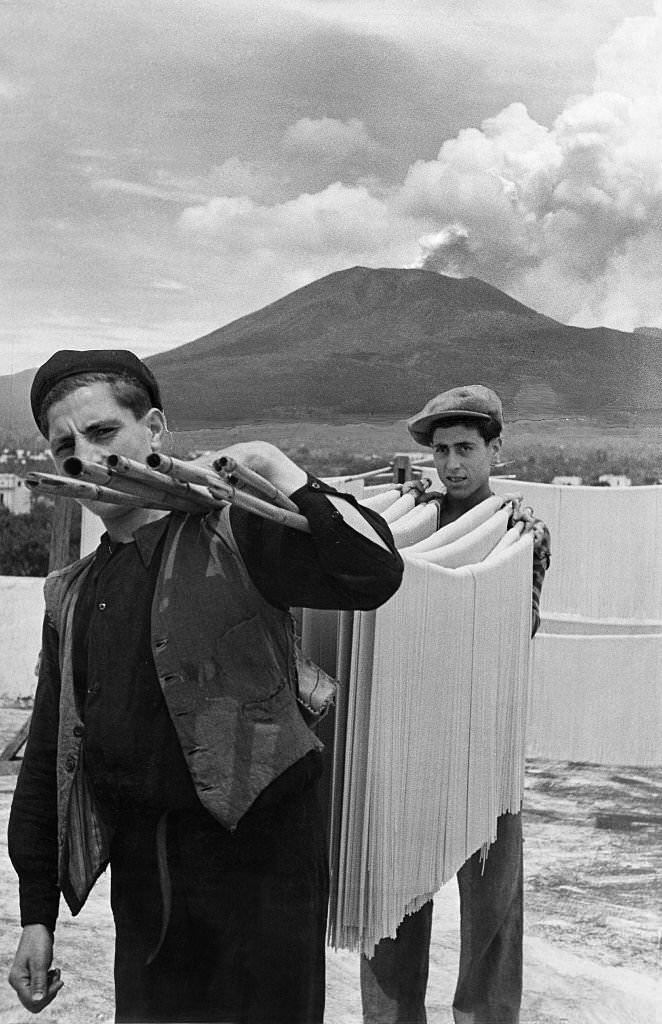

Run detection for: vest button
[[64, 755, 77, 772], [73, 725, 84, 738]]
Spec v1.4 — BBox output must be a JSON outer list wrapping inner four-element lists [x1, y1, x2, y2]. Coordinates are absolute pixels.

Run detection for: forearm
[[8, 620, 62, 932], [9, 775, 60, 932], [231, 477, 403, 610]]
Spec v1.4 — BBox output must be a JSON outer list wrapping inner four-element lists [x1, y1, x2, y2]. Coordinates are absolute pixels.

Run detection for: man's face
[[431, 422, 501, 500], [46, 381, 164, 519]]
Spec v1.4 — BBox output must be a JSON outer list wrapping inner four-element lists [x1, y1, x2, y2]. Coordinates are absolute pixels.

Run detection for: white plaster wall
[[0, 576, 45, 699]]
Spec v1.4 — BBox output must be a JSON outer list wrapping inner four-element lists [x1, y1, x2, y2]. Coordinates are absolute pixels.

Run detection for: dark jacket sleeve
[[230, 475, 404, 610], [7, 616, 62, 933]]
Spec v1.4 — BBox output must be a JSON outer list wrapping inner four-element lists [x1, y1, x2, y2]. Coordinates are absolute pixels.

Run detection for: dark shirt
[[9, 476, 403, 931]]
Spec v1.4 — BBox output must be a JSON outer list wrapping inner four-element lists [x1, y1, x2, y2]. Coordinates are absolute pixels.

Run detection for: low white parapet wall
[[0, 576, 45, 700]]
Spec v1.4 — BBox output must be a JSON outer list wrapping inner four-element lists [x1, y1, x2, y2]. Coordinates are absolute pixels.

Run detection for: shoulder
[[45, 551, 96, 585], [43, 552, 96, 622]]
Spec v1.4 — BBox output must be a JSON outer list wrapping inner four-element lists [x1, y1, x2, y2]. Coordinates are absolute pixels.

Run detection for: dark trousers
[[109, 783, 328, 1024], [360, 811, 523, 1024]]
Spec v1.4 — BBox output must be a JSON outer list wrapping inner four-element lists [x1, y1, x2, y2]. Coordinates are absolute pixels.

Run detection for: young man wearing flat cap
[[7, 349, 404, 1024], [360, 385, 550, 1024]]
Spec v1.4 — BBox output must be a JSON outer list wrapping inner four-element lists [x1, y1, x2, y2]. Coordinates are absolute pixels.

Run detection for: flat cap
[[407, 384, 503, 446], [31, 349, 163, 434]]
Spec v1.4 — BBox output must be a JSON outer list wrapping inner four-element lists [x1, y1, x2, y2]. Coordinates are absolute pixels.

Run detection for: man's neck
[[101, 507, 169, 544], [441, 482, 493, 525]]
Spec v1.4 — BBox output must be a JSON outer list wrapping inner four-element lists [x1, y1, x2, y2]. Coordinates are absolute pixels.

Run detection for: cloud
[[91, 178, 208, 203], [0, 75, 25, 101], [179, 181, 404, 259], [176, 0, 662, 335], [3, 0, 660, 375], [405, 3, 662, 328], [282, 117, 379, 157], [149, 279, 187, 292]]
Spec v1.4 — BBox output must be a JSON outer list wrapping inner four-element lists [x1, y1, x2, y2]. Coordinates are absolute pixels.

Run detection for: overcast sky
[[2, 0, 660, 374]]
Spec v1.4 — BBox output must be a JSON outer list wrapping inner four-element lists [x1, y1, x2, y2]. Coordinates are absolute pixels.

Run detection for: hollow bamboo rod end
[[63, 457, 84, 477]]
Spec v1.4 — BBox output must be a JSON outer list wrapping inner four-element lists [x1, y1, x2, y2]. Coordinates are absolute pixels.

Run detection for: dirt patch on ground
[[1, 709, 660, 1023]]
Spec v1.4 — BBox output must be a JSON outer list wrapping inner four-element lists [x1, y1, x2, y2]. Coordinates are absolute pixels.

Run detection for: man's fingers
[[24, 969, 63, 1013], [9, 924, 59, 1013], [29, 961, 48, 1003]]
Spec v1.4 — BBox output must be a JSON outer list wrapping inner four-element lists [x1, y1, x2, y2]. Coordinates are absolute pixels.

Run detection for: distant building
[[598, 474, 631, 488], [0, 473, 31, 514], [552, 475, 583, 487]]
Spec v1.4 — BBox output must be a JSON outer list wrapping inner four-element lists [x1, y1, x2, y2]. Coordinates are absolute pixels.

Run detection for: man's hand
[[399, 478, 430, 498], [194, 441, 307, 498], [8, 924, 63, 1013], [502, 495, 548, 546], [400, 478, 444, 504]]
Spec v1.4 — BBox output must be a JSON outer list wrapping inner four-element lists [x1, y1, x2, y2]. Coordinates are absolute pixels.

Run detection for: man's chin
[[76, 497, 126, 519]]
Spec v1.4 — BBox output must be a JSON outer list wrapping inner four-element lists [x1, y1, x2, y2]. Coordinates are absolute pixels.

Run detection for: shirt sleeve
[[530, 521, 551, 638], [8, 617, 62, 933], [229, 475, 404, 610]]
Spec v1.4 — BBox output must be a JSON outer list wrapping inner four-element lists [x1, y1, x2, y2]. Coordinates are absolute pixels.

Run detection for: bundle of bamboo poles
[[25, 453, 310, 532]]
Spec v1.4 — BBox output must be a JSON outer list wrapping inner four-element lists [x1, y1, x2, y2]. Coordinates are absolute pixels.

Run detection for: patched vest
[[45, 508, 322, 915]]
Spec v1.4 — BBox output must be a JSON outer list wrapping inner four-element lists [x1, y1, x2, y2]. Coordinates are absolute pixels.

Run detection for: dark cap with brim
[[31, 349, 163, 435], [407, 384, 503, 446]]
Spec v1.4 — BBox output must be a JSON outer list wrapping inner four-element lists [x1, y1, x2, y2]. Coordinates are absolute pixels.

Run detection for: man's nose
[[74, 436, 103, 464]]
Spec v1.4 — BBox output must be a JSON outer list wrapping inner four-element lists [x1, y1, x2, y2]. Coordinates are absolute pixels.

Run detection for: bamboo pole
[[212, 455, 300, 512], [25, 472, 196, 513], [146, 453, 311, 533], [63, 456, 211, 513], [106, 454, 217, 509]]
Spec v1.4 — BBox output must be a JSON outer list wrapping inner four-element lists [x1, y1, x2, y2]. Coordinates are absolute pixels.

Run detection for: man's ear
[[145, 408, 167, 450], [489, 436, 503, 460]]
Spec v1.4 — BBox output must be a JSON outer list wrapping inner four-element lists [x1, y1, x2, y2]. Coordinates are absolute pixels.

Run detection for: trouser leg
[[360, 901, 433, 1024], [111, 814, 186, 1024], [240, 782, 328, 1024], [110, 782, 328, 1024], [453, 811, 523, 1024]]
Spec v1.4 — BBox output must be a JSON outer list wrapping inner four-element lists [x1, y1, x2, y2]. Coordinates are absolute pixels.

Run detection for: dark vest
[[45, 508, 322, 915]]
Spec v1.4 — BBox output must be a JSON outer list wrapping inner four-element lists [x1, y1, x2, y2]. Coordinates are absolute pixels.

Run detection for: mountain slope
[[148, 267, 661, 428], [3, 267, 662, 438]]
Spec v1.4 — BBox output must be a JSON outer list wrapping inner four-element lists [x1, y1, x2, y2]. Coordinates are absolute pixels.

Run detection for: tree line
[[0, 503, 80, 576]]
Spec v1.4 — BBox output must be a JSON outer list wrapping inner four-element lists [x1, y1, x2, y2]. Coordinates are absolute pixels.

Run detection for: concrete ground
[[1, 708, 660, 1024]]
